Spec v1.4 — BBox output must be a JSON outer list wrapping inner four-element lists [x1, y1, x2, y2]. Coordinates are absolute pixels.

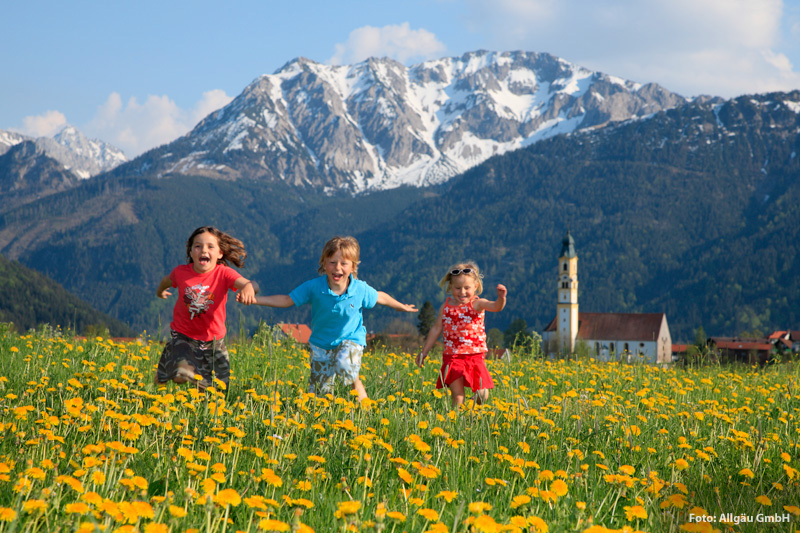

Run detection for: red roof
[[712, 340, 771, 351], [768, 331, 788, 340], [576, 313, 665, 341], [544, 313, 666, 341], [672, 343, 688, 353], [278, 323, 311, 344]]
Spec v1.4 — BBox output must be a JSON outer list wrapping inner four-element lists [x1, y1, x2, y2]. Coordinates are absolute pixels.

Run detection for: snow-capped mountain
[[133, 50, 687, 193], [0, 125, 127, 179]]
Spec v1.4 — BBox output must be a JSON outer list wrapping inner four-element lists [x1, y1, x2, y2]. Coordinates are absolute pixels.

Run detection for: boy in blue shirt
[[245, 236, 417, 401]]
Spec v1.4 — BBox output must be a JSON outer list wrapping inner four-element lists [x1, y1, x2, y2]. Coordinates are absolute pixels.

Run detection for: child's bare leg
[[448, 378, 466, 407], [351, 378, 368, 402], [173, 360, 196, 384], [155, 360, 195, 385], [474, 388, 489, 405]]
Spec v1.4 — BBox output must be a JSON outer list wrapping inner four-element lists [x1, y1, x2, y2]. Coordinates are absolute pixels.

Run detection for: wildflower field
[[0, 325, 799, 533]]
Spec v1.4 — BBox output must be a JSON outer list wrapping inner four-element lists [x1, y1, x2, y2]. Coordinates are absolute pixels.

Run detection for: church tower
[[556, 231, 579, 354]]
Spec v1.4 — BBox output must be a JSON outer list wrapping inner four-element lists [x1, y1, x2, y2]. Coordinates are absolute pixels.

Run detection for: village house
[[708, 337, 773, 365], [541, 231, 673, 364]]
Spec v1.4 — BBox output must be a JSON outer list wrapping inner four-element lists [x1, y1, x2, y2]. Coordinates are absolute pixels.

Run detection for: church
[[541, 232, 673, 364]]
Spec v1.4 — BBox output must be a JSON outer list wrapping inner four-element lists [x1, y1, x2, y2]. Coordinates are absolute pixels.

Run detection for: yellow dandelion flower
[[23, 500, 47, 513], [619, 465, 635, 476], [308, 455, 326, 464], [781, 452, 791, 462], [784, 506, 800, 516], [468, 501, 492, 514], [387, 511, 406, 521], [551, 479, 568, 497], [295, 480, 312, 491], [755, 495, 772, 506], [0, 507, 17, 521], [143, 524, 169, 533], [336, 500, 361, 516], [472, 514, 500, 533], [510, 495, 531, 509], [424, 523, 449, 533], [624, 505, 647, 521], [169, 505, 187, 517], [215, 489, 242, 507], [81, 491, 103, 506], [417, 508, 439, 521], [674, 459, 689, 471], [397, 468, 413, 484], [436, 490, 458, 502], [65, 502, 90, 515], [24, 467, 46, 480], [783, 464, 799, 480], [738, 468, 755, 479], [538, 470, 554, 481], [257, 519, 290, 532], [527, 515, 549, 533]]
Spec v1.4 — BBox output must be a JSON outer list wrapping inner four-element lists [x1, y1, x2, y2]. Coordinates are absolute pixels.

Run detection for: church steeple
[[556, 231, 579, 354], [560, 231, 576, 258]]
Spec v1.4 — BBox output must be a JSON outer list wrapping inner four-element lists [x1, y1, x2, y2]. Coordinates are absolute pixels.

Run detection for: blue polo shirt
[[289, 275, 379, 350]]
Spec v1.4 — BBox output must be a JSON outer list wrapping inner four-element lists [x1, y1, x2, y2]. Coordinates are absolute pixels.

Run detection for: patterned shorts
[[308, 340, 363, 395], [156, 330, 230, 390]]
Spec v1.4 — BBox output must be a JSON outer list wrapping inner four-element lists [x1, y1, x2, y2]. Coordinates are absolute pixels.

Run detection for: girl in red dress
[[417, 262, 507, 407]]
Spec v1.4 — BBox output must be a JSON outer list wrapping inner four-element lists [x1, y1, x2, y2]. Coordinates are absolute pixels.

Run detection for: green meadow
[[0, 325, 798, 533]]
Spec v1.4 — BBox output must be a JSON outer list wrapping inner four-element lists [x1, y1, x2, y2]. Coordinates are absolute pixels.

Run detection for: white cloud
[[459, 0, 800, 98], [329, 22, 447, 65], [20, 110, 67, 137], [84, 90, 233, 157]]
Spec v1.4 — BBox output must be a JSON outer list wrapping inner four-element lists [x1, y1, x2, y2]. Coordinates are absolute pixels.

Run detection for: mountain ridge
[[0, 125, 127, 179], [112, 50, 688, 193]]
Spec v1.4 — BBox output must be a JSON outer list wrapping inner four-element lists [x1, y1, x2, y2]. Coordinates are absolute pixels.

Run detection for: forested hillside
[[0, 254, 134, 336]]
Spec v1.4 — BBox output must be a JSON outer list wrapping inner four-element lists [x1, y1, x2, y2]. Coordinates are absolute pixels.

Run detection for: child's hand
[[158, 289, 172, 299], [497, 284, 508, 299], [237, 283, 256, 305], [399, 302, 418, 313], [415, 352, 427, 367]]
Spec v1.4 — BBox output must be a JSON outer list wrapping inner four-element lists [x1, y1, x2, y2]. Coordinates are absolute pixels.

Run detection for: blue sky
[[3, 0, 799, 157]]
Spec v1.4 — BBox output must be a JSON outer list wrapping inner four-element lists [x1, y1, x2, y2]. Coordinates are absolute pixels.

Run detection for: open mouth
[[198, 256, 211, 265]]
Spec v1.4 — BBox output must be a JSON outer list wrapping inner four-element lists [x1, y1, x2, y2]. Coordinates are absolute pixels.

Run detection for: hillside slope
[[0, 254, 135, 336]]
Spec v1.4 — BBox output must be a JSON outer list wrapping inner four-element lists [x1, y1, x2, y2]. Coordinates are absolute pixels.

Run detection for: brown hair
[[185, 226, 247, 268], [439, 261, 484, 295], [317, 236, 361, 278]]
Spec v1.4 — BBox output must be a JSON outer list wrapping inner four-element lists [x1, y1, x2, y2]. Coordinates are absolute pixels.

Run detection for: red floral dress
[[436, 298, 494, 390]]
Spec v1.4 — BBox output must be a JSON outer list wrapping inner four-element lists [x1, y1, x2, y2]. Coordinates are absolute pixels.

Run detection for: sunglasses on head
[[450, 268, 474, 276]]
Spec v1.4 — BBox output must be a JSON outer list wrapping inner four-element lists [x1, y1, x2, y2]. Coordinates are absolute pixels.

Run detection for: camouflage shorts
[[156, 330, 230, 390], [308, 340, 363, 395]]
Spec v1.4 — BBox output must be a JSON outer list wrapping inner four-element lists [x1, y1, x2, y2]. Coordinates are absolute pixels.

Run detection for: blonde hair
[[318, 236, 361, 278], [439, 261, 484, 294]]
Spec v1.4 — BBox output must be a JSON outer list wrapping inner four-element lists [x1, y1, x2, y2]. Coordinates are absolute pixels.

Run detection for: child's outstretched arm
[[156, 275, 173, 299], [475, 284, 508, 313], [234, 277, 258, 305], [416, 304, 444, 367], [250, 295, 295, 308], [376, 291, 418, 313]]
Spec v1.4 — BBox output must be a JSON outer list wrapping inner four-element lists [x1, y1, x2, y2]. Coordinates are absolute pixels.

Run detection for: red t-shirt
[[169, 263, 241, 341]]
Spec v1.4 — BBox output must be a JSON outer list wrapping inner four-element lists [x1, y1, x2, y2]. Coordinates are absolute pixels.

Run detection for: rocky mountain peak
[[122, 50, 692, 194]]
